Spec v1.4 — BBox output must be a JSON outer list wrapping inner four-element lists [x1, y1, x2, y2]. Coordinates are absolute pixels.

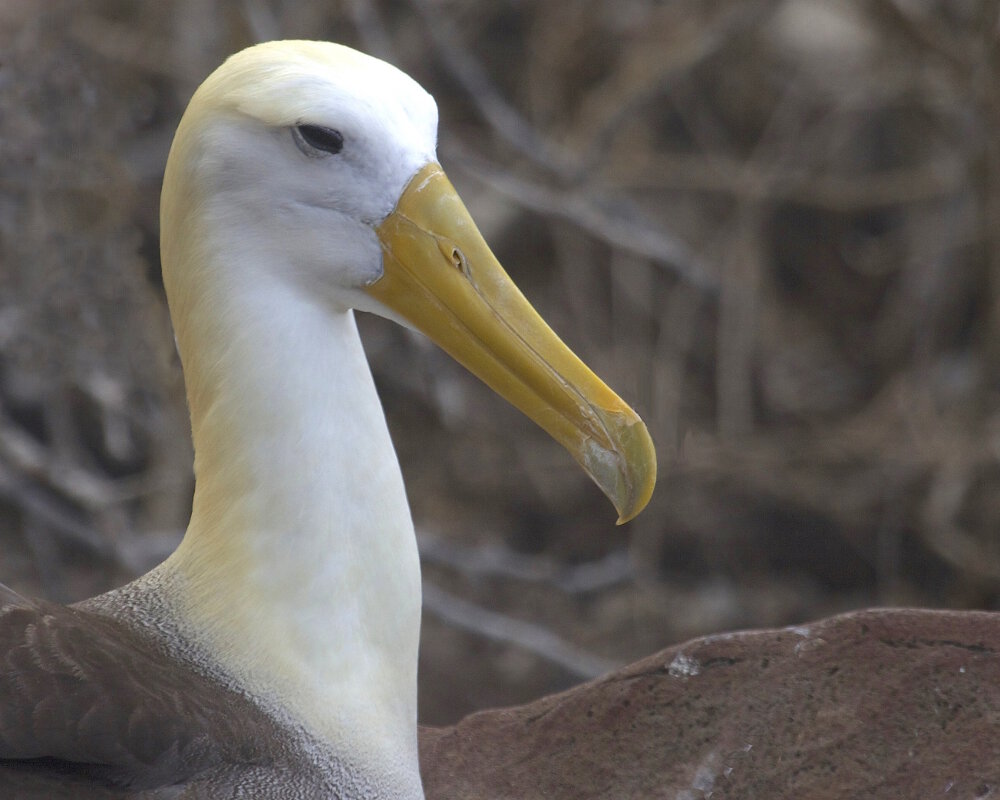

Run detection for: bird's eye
[[294, 124, 344, 156]]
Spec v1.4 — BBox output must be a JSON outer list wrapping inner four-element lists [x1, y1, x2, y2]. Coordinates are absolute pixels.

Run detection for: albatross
[[0, 41, 655, 798]]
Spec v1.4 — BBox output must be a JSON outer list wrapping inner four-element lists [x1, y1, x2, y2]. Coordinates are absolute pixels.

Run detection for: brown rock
[[419, 609, 1000, 799]]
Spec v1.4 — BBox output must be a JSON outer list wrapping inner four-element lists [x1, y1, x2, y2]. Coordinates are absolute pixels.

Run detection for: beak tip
[[596, 414, 657, 526], [613, 465, 656, 526]]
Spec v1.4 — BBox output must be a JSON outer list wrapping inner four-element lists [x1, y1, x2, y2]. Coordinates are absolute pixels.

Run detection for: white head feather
[[162, 40, 438, 320]]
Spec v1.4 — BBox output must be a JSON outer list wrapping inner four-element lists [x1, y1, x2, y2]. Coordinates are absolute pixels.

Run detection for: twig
[[574, 0, 782, 175], [921, 459, 1000, 581], [0, 467, 109, 556], [606, 152, 968, 210], [446, 144, 717, 293], [422, 581, 620, 680], [418, 531, 634, 594], [865, 0, 971, 75], [407, 0, 579, 178], [0, 412, 117, 511]]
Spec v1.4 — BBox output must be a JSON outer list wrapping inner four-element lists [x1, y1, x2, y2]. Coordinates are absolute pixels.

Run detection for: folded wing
[[0, 583, 282, 795]]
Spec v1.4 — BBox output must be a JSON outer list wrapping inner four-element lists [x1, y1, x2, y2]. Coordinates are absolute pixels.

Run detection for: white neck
[[160, 229, 423, 795]]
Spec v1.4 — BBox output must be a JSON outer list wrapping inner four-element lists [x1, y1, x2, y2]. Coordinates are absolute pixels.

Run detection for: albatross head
[[161, 41, 435, 309], [161, 40, 655, 523]]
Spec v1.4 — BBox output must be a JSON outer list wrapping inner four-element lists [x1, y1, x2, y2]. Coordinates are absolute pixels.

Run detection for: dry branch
[[421, 582, 620, 680]]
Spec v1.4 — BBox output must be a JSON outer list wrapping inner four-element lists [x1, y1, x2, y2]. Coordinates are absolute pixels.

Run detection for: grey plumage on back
[[0, 582, 345, 798]]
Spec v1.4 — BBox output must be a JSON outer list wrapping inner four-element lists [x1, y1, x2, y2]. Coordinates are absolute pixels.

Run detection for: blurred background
[[2, 0, 1000, 726]]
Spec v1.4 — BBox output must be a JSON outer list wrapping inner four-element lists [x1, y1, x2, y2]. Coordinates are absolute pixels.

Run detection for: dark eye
[[294, 124, 344, 156]]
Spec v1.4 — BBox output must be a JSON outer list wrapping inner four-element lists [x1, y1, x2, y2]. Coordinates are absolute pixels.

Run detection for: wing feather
[[0, 583, 283, 793]]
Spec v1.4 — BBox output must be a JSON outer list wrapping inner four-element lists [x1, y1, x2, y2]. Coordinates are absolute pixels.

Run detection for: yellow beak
[[367, 163, 656, 523]]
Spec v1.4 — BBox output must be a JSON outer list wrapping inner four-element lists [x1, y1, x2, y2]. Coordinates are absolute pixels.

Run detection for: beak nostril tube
[[451, 247, 467, 274]]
